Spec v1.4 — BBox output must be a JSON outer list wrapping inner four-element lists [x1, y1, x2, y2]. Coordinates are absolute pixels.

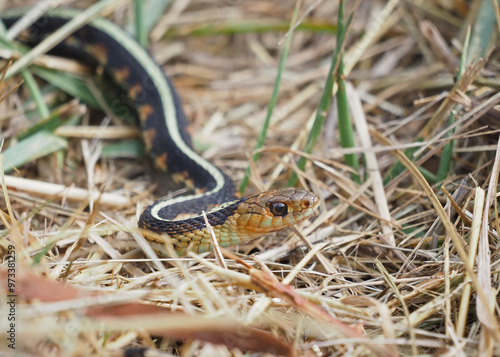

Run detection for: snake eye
[[270, 202, 288, 216]]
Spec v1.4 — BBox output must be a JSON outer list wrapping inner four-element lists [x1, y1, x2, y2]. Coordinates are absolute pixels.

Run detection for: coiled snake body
[[2, 9, 320, 256]]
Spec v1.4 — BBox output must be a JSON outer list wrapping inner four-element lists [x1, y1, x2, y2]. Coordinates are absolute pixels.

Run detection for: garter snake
[[1, 8, 320, 256]]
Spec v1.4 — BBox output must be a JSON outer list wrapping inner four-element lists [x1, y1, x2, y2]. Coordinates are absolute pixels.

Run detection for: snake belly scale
[[1, 8, 320, 256]]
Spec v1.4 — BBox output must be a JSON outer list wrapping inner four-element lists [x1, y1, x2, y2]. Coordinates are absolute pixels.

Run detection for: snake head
[[233, 188, 320, 238]]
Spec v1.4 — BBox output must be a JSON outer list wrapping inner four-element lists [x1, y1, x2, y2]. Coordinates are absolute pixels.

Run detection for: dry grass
[[1, 0, 500, 356]]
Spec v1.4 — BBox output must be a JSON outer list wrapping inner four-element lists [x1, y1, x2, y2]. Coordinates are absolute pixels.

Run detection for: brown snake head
[[144, 188, 320, 255], [232, 188, 320, 237]]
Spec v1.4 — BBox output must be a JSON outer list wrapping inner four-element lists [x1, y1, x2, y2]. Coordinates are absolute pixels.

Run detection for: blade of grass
[[32, 67, 136, 125], [475, 135, 500, 346], [384, 140, 421, 184], [3, 0, 58, 41], [134, 0, 147, 47], [288, 0, 355, 186], [31, 67, 101, 109], [456, 187, 484, 338], [127, 0, 173, 36], [101, 140, 143, 159], [336, 53, 359, 183], [467, 0, 497, 64], [20, 70, 49, 119], [163, 21, 337, 38], [18, 111, 81, 140], [238, 1, 302, 194], [436, 27, 471, 183], [2, 131, 67, 173]]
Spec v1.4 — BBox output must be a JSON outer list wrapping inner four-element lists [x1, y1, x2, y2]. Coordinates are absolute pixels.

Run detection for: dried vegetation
[[0, 0, 499, 356]]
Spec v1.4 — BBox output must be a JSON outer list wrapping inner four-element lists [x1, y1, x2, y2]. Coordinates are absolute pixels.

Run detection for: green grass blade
[[467, 0, 497, 64], [134, 0, 147, 47], [101, 140, 143, 159], [288, 0, 352, 186], [126, 0, 173, 36], [163, 21, 337, 38], [238, 4, 301, 194], [31, 67, 102, 108], [384, 140, 421, 184], [2, 131, 68, 173], [436, 26, 471, 183], [31, 67, 135, 125], [18, 112, 81, 140], [21, 70, 50, 118], [336, 55, 359, 183]]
